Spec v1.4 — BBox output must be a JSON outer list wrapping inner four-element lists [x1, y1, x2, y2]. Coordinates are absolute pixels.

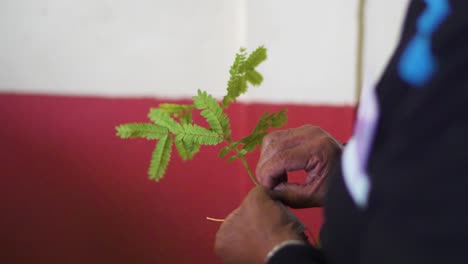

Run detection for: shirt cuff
[[265, 240, 308, 262], [266, 240, 325, 264]]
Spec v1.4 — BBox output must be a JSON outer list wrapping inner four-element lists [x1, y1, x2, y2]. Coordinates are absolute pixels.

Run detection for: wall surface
[[0, 0, 409, 103], [0, 1, 409, 263]]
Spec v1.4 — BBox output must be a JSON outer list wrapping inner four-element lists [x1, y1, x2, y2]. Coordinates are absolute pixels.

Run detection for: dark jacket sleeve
[[361, 1, 468, 263]]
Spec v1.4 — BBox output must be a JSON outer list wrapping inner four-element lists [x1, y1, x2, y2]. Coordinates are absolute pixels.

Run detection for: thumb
[[272, 183, 322, 208]]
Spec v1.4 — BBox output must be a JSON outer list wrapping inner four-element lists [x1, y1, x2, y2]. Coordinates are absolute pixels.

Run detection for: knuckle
[[311, 126, 324, 134], [264, 131, 275, 141], [268, 141, 281, 152], [318, 135, 330, 146], [262, 132, 276, 146], [300, 124, 315, 130], [301, 124, 324, 134], [260, 138, 283, 157], [301, 124, 317, 131]]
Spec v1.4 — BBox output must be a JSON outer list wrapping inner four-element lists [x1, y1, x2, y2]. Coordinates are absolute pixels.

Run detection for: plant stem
[[224, 137, 259, 185], [239, 155, 259, 185], [206, 217, 225, 222]]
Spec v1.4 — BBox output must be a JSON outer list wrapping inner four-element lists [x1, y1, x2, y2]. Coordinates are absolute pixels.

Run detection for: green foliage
[[175, 139, 200, 161], [222, 46, 268, 108], [227, 149, 247, 162], [180, 112, 193, 125], [219, 109, 288, 163], [253, 109, 288, 133], [116, 123, 168, 140], [158, 103, 195, 117], [148, 109, 183, 133], [115, 46, 288, 183], [193, 89, 231, 138], [239, 133, 268, 152], [244, 46, 268, 70], [176, 111, 201, 160], [243, 109, 288, 151], [245, 70, 263, 86], [177, 124, 223, 146], [218, 141, 240, 158], [148, 135, 173, 181]]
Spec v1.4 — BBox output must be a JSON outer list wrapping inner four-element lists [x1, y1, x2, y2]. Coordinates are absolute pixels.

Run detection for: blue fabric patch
[[398, 0, 451, 87], [418, 0, 451, 35]]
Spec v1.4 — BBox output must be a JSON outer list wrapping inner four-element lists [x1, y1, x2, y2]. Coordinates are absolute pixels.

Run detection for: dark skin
[[214, 186, 304, 264], [215, 125, 342, 263], [256, 125, 342, 208]]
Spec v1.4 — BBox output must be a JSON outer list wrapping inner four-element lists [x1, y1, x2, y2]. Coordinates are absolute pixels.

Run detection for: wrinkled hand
[[215, 186, 305, 264], [256, 125, 342, 208]]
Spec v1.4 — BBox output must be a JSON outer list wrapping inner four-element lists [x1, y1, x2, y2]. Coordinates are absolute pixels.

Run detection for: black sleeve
[[361, 2, 468, 264], [267, 244, 326, 264]]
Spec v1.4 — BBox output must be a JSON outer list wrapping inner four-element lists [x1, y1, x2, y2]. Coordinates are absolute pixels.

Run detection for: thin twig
[[239, 155, 259, 185], [206, 217, 225, 222]]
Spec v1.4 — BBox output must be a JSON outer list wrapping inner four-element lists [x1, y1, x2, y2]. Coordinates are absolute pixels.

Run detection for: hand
[[256, 125, 342, 208], [214, 186, 305, 264]]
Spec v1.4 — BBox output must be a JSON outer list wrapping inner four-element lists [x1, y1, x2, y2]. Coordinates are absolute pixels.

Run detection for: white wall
[[0, 0, 244, 99], [364, 0, 409, 88], [0, 0, 409, 105], [245, 0, 357, 104]]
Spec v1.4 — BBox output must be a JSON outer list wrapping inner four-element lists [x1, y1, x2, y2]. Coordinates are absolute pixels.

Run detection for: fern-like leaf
[[233, 109, 288, 155], [148, 135, 173, 181], [180, 112, 193, 125], [218, 142, 240, 158], [148, 109, 183, 133], [222, 48, 248, 107], [240, 132, 268, 152], [246, 70, 263, 86], [175, 112, 201, 160], [177, 124, 223, 145], [227, 149, 247, 162], [253, 110, 288, 134], [222, 47, 267, 108], [244, 46, 267, 70], [229, 48, 247, 76], [115, 45, 286, 185], [175, 139, 200, 160], [193, 90, 231, 138], [159, 103, 195, 117], [116, 123, 168, 140]]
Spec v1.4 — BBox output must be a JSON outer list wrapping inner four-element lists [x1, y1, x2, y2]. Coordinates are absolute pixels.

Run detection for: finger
[[246, 185, 275, 204], [258, 125, 315, 166], [260, 129, 293, 156], [257, 144, 317, 188], [272, 179, 326, 208], [257, 125, 322, 180], [257, 172, 288, 190]]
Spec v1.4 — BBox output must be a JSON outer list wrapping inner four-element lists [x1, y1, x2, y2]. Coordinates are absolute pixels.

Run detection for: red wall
[[0, 94, 354, 263]]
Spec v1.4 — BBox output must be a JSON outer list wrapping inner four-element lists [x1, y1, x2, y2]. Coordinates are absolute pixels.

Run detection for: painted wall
[[0, 0, 409, 104], [1, 94, 355, 263]]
